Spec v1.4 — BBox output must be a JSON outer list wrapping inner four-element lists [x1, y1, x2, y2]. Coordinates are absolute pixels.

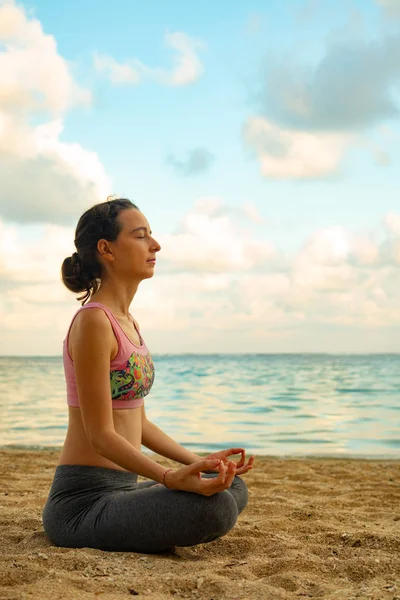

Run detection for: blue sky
[[0, 0, 399, 354]]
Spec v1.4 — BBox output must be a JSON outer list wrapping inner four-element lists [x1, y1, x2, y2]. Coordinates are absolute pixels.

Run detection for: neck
[[90, 279, 140, 317]]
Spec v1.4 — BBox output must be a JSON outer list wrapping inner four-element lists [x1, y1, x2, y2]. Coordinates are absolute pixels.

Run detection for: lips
[[147, 259, 156, 263]]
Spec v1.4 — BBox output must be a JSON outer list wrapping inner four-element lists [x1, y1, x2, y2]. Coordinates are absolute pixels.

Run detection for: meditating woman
[[42, 197, 254, 553]]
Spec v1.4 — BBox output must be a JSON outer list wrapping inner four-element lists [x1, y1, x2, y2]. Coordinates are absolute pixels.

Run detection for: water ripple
[[0, 354, 399, 457]]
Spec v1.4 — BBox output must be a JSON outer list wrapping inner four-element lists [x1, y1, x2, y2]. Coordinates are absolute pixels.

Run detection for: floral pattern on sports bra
[[110, 352, 155, 401]]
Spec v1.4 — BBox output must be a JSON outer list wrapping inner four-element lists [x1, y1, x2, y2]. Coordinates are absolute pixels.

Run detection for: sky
[[0, 0, 400, 355]]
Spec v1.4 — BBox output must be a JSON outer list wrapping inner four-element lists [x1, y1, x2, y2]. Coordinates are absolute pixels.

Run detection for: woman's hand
[[164, 458, 237, 496], [203, 448, 255, 476]]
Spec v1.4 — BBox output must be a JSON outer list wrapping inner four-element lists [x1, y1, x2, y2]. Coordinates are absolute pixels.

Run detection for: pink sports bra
[[63, 302, 155, 409]]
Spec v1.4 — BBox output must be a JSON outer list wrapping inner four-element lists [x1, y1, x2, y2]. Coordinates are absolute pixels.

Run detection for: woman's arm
[[141, 407, 203, 464], [72, 309, 168, 482]]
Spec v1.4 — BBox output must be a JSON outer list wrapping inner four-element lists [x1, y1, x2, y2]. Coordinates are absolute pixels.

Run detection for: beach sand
[[0, 450, 399, 600]]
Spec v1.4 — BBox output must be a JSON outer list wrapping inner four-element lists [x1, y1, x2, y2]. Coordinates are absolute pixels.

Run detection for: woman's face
[[99, 208, 161, 281]]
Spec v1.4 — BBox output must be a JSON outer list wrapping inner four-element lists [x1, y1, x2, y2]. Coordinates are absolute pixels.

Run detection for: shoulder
[[69, 306, 115, 355], [73, 306, 113, 332]]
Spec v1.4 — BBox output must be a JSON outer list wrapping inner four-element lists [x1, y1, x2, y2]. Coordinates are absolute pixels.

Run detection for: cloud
[[202, 201, 266, 225], [258, 34, 400, 132], [243, 117, 351, 179], [0, 2, 111, 225], [384, 212, 400, 235], [1, 205, 400, 353], [0, 219, 74, 285], [278, 222, 400, 329], [146, 213, 400, 337], [0, 1, 90, 115], [157, 197, 277, 273], [1, 119, 111, 224], [359, 124, 397, 166], [245, 22, 400, 179], [165, 147, 214, 176], [375, 0, 400, 17], [93, 55, 140, 85], [94, 31, 204, 87]]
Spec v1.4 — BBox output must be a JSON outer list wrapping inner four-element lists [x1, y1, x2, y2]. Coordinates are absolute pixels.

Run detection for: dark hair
[[61, 197, 139, 305]]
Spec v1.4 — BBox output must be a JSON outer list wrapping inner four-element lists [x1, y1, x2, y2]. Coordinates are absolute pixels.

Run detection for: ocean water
[[0, 354, 399, 458]]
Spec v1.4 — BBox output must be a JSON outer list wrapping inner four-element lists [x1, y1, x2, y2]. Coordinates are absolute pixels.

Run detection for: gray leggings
[[42, 465, 248, 553]]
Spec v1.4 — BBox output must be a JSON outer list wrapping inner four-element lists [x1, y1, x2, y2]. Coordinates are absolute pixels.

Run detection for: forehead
[[119, 208, 150, 230]]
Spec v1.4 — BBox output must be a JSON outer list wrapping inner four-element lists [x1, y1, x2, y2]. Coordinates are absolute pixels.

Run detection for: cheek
[[131, 241, 146, 259], [117, 241, 141, 264]]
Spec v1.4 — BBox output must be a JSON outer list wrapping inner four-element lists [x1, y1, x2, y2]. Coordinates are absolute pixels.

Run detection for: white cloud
[[297, 226, 351, 266], [0, 1, 111, 224], [242, 202, 265, 225], [350, 235, 380, 266], [282, 223, 400, 329], [0, 2, 90, 115], [0, 220, 74, 284], [243, 117, 352, 179], [384, 212, 400, 236], [375, 0, 400, 17], [1, 203, 400, 354], [93, 55, 141, 85], [94, 31, 204, 87], [157, 197, 277, 273]]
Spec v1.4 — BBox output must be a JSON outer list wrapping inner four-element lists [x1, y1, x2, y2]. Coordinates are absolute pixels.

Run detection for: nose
[[151, 238, 161, 252]]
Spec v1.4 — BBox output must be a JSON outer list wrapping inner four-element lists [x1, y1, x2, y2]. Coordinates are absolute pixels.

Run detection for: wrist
[[188, 453, 204, 464], [162, 468, 174, 488]]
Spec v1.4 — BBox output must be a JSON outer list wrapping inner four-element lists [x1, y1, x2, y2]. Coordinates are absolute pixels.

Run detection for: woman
[[42, 197, 254, 553]]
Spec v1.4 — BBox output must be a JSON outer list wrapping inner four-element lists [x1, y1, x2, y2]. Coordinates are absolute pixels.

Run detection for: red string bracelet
[[162, 468, 173, 488]]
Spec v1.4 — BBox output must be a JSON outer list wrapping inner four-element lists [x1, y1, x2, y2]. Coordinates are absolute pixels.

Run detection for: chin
[[142, 271, 155, 280]]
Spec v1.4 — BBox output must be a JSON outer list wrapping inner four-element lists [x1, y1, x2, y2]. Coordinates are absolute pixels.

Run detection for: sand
[[0, 450, 399, 600]]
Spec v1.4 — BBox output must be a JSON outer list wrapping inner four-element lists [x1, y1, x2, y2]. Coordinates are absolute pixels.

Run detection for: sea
[[0, 354, 399, 458]]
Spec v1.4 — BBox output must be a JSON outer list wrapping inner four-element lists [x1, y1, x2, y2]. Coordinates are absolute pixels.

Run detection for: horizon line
[[0, 352, 399, 358]]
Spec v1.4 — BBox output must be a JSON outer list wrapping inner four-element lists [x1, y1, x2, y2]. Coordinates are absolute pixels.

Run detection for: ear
[[97, 239, 115, 262]]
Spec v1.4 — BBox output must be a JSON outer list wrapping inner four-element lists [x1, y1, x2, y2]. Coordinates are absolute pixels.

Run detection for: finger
[[219, 459, 227, 483], [192, 458, 220, 474], [238, 456, 255, 473], [219, 461, 235, 487], [226, 448, 245, 468], [224, 462, 237, 487], [199, 462, 229, 493], [241, 456, 254, 468], [235, 464, 253, 475], [244, 455, 255, 469], [235, 449, 246, 468], [225, 447, 244, 458]]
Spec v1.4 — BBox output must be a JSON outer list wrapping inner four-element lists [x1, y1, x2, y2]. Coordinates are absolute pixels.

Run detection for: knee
[[233, 475, 249, 514], [201, 491, 238, 541]]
